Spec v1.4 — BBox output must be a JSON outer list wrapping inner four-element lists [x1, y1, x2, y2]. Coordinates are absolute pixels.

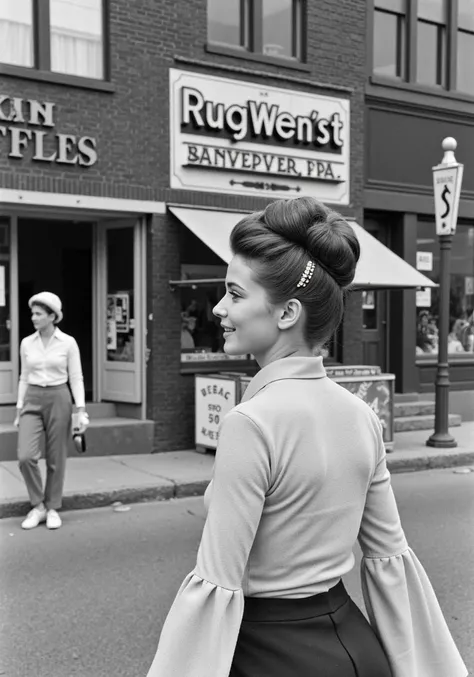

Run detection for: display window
[[415, 220, 474, 358], [179, 265, 251, 365]]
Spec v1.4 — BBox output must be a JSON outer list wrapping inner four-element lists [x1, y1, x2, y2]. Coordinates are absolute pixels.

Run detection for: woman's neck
[[40, 325, 55, 339], [257, 343, 313, 369]]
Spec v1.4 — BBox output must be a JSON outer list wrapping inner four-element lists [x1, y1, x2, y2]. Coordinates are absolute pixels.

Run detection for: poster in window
[[107, 319, 117, 350], [465, 276, 474, 296], [107, 293, 130, 333], [362, 290, 375, 310], [416, 251, 433, 271], [416, 288, 432, 307], [0, 266, 5, 307]]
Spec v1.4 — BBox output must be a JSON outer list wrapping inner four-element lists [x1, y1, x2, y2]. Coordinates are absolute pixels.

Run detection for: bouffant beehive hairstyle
[[230, 196, 360, 348]]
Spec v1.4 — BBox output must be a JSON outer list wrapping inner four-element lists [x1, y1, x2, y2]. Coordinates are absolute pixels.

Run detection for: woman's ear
[[277, 299, 303, 332]]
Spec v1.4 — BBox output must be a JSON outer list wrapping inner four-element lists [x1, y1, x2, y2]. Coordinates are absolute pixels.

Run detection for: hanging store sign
[[170, 69, 350, 204], [0, 95, 98, 166]]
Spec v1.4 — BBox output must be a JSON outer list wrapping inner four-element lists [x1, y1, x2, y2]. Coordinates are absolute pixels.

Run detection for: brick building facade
[[1, 0, 471, 456], [1, 0, 368, 453]]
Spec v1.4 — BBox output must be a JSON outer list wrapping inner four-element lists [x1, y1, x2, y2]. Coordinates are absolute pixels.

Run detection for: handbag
[[72, 413, 88, 454]]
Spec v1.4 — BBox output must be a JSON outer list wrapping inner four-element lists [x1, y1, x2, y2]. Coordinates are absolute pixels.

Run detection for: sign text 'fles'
[[0, 95, 98, 167]]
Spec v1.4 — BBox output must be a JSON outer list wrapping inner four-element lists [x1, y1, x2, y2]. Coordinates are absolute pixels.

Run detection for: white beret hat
[[28, 291, 63, 324]]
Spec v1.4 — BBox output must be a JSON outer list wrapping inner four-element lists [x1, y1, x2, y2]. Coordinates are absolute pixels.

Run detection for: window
[[207, 0, 249, 49], [0, 0, 34, 67], [0, 0, 105, 80], [207, 0, 305, 62], [416, 0, 447, 87], [373, 1, 406, 79], [50, 0, 104, 79], [457, 0, 474, 94], [371, 0, 474, 97], [262, 0, 302, 59], [415, 221, 474, 357]]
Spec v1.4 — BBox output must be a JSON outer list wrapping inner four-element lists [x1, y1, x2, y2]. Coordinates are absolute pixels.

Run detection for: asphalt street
[[1, 467, 473, 677]]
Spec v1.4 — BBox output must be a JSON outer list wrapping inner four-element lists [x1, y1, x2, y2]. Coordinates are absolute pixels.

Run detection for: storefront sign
[[0, 95, 98, 166], [170, 69, 350, 204], [416, 251, 433, 271], [195, 375, 238, 449]]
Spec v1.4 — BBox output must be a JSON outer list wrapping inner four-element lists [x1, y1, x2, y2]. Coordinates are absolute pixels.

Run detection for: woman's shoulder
[[55, 328, 78, 344], [21, 332, 39, 347]]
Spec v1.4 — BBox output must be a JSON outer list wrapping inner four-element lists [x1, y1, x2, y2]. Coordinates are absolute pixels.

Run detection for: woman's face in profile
[[31, 305, 55, 332], [213, 255, 281, 363]]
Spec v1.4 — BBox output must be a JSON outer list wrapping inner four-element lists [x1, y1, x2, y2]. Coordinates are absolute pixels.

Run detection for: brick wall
[[1, 0, 367, 451]]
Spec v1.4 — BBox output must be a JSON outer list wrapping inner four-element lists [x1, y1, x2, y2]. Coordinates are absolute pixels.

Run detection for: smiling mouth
[[222, 325, 235, 333]]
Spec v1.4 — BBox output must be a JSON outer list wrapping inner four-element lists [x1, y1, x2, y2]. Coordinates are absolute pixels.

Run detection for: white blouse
[[146, 357, 467, 677], [17, 328, 85, 409]]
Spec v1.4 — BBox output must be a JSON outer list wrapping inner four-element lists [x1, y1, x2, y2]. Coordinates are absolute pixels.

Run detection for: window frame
[[373, 7, 407, 79], [206, 0, 309, 72], [0, 0, 112, 91], [456, 25, 474, 95], [416, 17, 447, 87], [369, 0, 474, 103]]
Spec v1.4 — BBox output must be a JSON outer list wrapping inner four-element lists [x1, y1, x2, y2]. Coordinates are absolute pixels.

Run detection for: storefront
[[0, 95, 165, 425], [0, 209, 153, 411], [165, 69, 434, 396], [364, 97, 474, 414], [5, 0, 457, 454]]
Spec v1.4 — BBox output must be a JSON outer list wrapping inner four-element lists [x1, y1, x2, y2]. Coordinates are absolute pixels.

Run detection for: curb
[[1, 454, 473, 519], [386, 450, 474, 474], [0, 479, 210, 520]]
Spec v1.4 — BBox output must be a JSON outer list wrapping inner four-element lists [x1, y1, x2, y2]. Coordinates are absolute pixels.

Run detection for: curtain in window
[[0, 19, 33, 67], [51, 29, 102, 79]]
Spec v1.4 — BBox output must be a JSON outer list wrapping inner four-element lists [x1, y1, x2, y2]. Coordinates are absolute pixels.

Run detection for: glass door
[[97, 219, 145, 403], [0, 216, 19, 403], [361, 219, 388, 370]]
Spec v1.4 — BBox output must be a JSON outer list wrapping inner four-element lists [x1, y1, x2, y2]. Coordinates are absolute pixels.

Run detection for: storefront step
[[394, 401, 435, 418], [0, 402, 117, 424], [0, 418, 154, 462], [394, 414, 462, 433]]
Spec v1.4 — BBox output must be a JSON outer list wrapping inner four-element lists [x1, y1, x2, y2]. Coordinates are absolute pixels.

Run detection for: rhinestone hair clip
[[296, 260, 316, 288]]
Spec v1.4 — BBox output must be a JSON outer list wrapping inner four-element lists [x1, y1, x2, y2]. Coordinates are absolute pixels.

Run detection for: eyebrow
[[226, 281, 246, 292]]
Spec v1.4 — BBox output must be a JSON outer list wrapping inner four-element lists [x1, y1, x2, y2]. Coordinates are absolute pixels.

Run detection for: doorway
[[361, 219, 388, 370], [18, 219, 94, 400]]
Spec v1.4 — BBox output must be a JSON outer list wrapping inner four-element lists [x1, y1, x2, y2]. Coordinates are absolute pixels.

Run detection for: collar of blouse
[[242, 356, 327, 403], [33, 327, 64, 342]]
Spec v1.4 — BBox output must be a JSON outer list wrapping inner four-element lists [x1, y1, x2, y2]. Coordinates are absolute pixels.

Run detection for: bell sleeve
[[145, 409, 271, 677], [358, 416, 467, 677]]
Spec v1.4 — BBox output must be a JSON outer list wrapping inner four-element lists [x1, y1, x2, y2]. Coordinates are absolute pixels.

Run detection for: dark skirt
[[230, 581, 392, 677]]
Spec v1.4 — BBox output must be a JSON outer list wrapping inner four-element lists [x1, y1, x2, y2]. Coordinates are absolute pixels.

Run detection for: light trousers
[[18, 384, 72, 510]]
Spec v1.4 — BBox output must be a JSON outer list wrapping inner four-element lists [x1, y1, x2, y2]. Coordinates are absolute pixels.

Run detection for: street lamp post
[[426, 138, 464, 448]]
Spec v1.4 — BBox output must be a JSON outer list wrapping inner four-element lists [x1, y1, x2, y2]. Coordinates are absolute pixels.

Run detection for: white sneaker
[[46, 509, 62, 530], [21, 506, 47, 530]]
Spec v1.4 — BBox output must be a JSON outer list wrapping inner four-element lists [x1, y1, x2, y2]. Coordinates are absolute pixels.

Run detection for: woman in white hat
[[13, 291, 89, 530]]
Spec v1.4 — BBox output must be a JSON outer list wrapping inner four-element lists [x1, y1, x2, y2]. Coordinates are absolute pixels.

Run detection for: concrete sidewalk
[[1, 423, 473, 519]]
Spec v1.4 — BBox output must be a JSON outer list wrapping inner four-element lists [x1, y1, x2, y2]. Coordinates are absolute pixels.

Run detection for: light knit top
[[146, 356, 467, 677], [17, 328, 85, 409]]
